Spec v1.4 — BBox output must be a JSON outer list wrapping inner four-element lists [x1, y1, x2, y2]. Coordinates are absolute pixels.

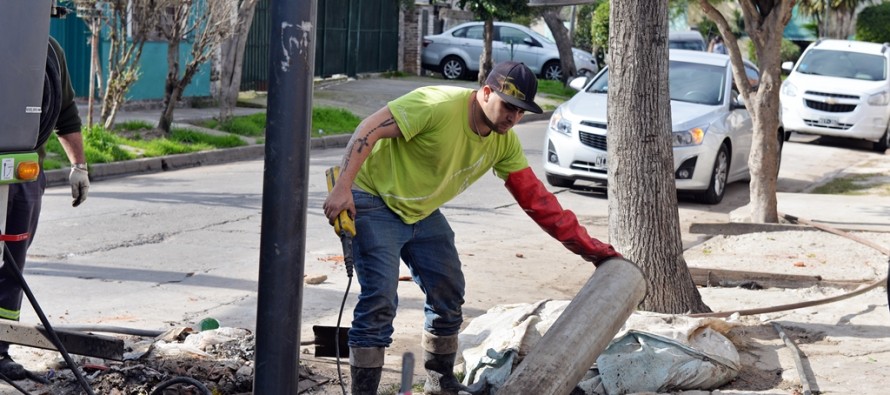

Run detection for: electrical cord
[[150, 376, 211, 395], [0, 370, 31, 395], [335, 275, 353, 395]]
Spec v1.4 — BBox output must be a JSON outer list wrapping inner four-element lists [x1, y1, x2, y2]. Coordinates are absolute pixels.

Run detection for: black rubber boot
[[0, 353, 27, 381], [421, 332, 492, 395], [423, 350, 470, 395], [350, 347, 384, 395]]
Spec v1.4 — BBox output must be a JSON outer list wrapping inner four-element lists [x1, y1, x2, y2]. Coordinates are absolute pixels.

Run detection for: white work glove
[[69, 164, 90, 207]]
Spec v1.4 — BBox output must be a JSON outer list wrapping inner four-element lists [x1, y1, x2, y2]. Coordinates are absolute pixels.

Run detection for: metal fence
[[241, 0, 399, 91]]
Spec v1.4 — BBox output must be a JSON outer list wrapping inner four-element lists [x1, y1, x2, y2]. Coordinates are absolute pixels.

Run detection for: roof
[[810, 39, 890, 55]]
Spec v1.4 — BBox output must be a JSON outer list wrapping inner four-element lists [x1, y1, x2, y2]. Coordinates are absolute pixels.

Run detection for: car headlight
[[672, 126, 707, 146], [548, 108, 572, 136], [868, 92, 889, 106], [781, 81, 797, 97]]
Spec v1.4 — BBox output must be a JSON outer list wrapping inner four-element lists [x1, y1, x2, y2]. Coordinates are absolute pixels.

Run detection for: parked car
[[780, 39, 890, 153], [543, 50, 779, 204], [421, 21, 598, 81], [669, 31, 706, 51]]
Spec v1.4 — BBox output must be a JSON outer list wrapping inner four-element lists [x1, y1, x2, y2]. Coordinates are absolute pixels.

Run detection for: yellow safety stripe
[[0, 307, 20, 320]]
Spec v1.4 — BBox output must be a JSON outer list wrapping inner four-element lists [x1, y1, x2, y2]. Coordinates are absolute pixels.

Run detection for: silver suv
[[421, 21, 598, 81]]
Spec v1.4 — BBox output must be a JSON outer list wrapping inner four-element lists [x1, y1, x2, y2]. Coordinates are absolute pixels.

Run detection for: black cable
[[0, 370, 31, 395], [150, 376, 212, 395], [336, 275, 353, 395], [1, 247, 95, 395]]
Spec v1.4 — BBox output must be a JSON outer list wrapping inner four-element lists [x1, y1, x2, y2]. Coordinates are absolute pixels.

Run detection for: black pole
[[254, 0, 317, 393]]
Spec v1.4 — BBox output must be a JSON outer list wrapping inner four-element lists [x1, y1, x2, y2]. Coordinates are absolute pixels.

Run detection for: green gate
[[242, 0, 399, 90], [50, 1, 91, 97]]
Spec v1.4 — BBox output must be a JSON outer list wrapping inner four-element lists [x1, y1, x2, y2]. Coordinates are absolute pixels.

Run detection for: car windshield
[[795, 49, 887, 81], [584, 60, 726, 105]]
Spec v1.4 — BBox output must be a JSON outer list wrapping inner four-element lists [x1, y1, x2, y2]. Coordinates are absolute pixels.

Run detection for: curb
[[45, 134, 353, 188]]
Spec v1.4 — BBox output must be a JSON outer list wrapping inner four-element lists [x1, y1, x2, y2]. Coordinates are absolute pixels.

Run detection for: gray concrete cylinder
[[496, 257, 646, 395]]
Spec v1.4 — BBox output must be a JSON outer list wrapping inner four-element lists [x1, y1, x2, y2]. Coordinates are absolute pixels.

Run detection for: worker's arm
[[323, 106, 403, 223], [505, 167, 621, 265], [57, 131, 89, 207]]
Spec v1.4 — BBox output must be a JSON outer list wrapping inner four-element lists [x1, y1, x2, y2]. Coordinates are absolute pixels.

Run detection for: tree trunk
[[219, 0, 259, 123], [160, 39, 182, 134], [478, 19, 494, 84], [607, 0, 710, 314], [542, 8, 576, 83], [745, 17, 784, 223], [699, 0, 793, 224]]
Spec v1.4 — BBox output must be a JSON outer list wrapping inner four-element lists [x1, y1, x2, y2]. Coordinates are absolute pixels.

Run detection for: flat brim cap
[[486, 61, 543, 114]]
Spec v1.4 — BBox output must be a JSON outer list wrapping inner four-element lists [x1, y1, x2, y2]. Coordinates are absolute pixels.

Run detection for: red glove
[[505, 167, 621, 265]]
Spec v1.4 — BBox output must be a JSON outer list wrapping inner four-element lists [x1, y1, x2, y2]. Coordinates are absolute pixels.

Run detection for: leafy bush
[[746, 38, 801, 65], [856, 2, 890, 43], [573, 3, 599, 52], [591, 1, 610, 50]]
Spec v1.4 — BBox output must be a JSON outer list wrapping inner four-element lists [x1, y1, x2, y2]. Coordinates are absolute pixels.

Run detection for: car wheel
[[873, 126, 889, 153], [698, 144, 729, 205], [546, 174, 575, 188], [440, 56, 466, 80], [543, 61, 563, 81]]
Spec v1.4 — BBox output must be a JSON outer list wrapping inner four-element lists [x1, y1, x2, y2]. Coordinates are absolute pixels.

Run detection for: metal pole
[[254, 0, 317, 393]]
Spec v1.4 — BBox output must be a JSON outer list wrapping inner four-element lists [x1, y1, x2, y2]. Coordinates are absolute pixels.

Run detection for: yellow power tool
[[325, 166, 356, 277]]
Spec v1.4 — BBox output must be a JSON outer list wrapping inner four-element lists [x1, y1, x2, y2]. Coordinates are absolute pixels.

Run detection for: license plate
[[594, 155, 607, 168], [818, 117, 838, 126]]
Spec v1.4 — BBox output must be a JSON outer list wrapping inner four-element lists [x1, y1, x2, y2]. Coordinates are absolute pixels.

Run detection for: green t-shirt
[[353, 86, 529, 224]]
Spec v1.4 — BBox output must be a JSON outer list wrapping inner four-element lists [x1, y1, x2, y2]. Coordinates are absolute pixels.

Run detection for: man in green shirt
[[323, 61, 619, 394]]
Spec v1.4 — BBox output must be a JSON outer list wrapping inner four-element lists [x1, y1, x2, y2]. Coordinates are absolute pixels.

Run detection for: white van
[[780, 39, 890, 153]]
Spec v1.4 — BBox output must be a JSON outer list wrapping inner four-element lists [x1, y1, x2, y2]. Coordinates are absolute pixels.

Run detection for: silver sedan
[[421, 21, 598, 81], [543, 50, 777, 204]]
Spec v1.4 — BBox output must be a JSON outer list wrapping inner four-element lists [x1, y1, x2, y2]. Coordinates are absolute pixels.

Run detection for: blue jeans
[[348, 190, 465, 348]]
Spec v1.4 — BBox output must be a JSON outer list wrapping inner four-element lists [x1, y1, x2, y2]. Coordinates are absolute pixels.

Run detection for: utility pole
[[254, 0, 317, 393]]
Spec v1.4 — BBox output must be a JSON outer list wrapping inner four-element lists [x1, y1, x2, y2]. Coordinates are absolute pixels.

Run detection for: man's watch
[[72, 163, 88, 170]]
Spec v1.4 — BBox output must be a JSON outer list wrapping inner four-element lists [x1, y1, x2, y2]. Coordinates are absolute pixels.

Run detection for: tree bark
[[160, 37, 182, 134], [219, 0, 259, 123], [542, 8, 576, 83], [478, 19, 494, 84], [607, 0, 709, 313]]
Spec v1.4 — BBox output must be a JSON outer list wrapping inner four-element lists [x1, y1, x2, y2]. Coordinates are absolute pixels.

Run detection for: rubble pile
[[21, 327, 334, 394]]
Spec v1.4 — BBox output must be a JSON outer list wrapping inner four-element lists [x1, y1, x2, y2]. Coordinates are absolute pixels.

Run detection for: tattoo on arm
[[342, 117, 395, 172]]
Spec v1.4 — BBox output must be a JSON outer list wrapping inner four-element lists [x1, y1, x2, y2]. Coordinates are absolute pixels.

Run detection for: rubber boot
[[0, 352, 27, 381], [350, 346, 384, 395], [422, 332, 479, 395]]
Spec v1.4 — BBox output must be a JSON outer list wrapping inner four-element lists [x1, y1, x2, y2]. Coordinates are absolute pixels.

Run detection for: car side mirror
[[569, 76, 588, 91], [523, 37, 538, 47], [781, 61, 794, 72], [731, 92, 746, 109]]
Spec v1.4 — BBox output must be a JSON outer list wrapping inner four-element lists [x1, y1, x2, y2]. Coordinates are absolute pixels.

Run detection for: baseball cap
[[485, 61, 543, 114]]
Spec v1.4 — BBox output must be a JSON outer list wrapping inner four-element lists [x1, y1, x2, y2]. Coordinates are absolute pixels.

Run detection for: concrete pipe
[[496, 257, 646, 395]]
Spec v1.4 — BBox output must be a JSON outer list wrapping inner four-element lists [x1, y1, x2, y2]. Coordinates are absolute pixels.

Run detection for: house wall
[[106, 42, 212, 102], [51, 4, 211, 101]]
